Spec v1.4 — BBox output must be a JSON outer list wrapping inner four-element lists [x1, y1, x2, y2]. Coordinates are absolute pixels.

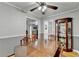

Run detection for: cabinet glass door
[[68, 22, 71, 49], [59, 23, 66, 49]]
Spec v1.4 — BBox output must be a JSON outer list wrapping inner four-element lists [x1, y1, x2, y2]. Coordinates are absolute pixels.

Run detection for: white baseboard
[[0, 34, 26, 39], [73, 49, 79, 54]]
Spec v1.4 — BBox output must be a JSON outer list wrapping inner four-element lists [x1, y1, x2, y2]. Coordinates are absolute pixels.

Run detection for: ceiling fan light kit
[[42, 6, 47, 12], [38, 6, 41, 10]]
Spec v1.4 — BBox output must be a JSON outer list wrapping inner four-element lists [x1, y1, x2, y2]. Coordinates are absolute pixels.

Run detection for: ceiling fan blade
[[36, 2, 41, 5], [30, 7, 38, 12], [47, 5, 58, 10]]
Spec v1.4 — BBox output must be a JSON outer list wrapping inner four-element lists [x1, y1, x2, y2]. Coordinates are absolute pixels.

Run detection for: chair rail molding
[[0, 34, 26, 39]]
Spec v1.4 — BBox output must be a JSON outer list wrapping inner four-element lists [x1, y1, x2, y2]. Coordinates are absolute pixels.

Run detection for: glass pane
[[56, 24, 58, 41], [68, 22, 71, 49], [59, 23, 66, 49]]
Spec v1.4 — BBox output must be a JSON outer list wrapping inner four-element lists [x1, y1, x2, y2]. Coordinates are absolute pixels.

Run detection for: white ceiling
[[9, 2, 79, 20]]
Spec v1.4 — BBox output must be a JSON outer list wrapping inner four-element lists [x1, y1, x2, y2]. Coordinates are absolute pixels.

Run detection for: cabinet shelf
[[59, 36, 66, 39]]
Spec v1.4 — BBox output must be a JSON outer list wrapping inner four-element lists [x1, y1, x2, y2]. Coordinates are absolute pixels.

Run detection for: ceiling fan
[[30, 2, 58, 15]]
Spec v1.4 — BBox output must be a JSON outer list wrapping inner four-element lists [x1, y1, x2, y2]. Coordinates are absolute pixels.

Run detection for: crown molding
[[4, 2, 27, 13], [4, 2, 79, 21], [4, 2, 41, 20], [43, 7, 79, 20]]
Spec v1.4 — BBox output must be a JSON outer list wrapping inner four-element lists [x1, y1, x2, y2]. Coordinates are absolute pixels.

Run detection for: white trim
[[73, 49, 79, 54], [44, 6, 79, 20], [48, 7, 79, 18], [4, 2, 27, 13], [4, 2, 39, 20], [4, 2, 79, 21], [73, 35, 79, 37], [0, 34, 26, 39]]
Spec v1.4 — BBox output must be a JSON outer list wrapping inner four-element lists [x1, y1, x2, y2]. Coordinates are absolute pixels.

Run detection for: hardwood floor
[[11, 37, 79, 57], [15, 39, 58, 57]]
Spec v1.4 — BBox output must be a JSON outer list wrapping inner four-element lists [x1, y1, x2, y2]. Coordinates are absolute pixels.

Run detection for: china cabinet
[[55, 18, 73, 52]]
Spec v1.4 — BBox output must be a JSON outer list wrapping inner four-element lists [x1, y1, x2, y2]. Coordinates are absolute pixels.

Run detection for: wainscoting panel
[[73, 36, 79, 52], [0, 36, 24, 57]]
